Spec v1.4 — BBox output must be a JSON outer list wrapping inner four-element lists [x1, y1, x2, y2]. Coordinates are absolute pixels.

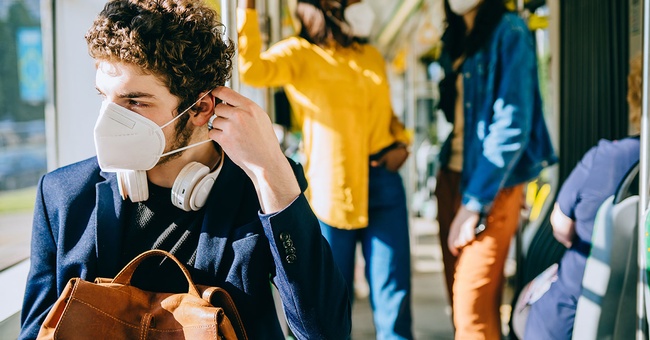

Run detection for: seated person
[[18, 1, 350, 339], [523, 53, 643, 339]]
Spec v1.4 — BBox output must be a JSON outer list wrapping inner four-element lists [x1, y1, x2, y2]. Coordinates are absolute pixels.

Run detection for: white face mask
[[448, 0, 482, 15], [93, 92, 212, 172], [344, 2, 375, 38]]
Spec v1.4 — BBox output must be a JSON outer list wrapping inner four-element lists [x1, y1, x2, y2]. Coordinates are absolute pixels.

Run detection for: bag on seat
[[36, 249, 248, 340]]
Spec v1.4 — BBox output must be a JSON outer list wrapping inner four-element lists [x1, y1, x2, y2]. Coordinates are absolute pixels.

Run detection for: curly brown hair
[[85, 0, 234, 129]]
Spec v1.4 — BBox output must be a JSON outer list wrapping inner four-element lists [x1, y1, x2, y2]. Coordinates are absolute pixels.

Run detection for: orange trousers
[[436, 168, 524, 339]]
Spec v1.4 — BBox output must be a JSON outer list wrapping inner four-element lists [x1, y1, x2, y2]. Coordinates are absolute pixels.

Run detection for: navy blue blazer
[[19, 155, 351, 340]]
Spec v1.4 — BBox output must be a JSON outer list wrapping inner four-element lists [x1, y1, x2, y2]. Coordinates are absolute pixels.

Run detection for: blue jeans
[[319, 166, 413, 340]]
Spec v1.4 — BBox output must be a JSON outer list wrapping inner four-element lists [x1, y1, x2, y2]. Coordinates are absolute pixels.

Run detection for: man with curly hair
[[18, 1, 350, 339]]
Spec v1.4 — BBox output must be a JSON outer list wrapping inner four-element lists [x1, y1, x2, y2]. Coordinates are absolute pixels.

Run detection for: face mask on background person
[[344, 2, 375, 38], [448, 0, 482, 15], [93, 91, 212, 172]]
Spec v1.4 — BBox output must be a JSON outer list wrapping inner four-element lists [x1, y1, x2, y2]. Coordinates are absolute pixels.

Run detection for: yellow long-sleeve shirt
[[238, 9, 408, 229]]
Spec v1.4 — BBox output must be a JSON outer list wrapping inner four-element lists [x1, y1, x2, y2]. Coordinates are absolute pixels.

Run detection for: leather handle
[[111, 249, 201, 297], [200, 286, 249, 340]]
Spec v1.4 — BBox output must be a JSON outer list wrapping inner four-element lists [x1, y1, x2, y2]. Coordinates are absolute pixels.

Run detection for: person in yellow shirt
[[238, 0, 413, 338]]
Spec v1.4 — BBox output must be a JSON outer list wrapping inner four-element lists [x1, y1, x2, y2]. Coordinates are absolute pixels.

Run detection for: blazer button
[[283, 239, 293, 248], [286, 246, 296, 255], [286, 254, 297, 263], [279, 232, 290, 241]]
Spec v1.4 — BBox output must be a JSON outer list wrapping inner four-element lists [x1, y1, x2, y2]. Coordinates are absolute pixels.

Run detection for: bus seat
[[508, 197, 565, 340], [515, 203, 565, 289], [572, 196, 614, 339], [609, 162, 639, 340], [573, 162, 639, 339], [610, 197, 639, 340]]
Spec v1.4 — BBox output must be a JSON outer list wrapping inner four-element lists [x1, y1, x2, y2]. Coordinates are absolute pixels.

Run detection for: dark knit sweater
[[120, 182, 206, 292]]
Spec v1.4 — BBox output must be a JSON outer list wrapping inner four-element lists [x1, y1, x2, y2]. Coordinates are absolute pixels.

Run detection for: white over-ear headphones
[[117, 150, 225, 211], [171, 152, 224, 211], [117, 170, 149, 202]]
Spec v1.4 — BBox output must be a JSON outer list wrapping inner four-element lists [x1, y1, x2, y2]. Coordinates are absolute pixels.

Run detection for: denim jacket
[[438, 13, 557, 213]]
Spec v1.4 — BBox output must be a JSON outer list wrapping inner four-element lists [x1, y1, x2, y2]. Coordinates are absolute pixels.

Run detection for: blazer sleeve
[[258, 162, 351, 339], [18, 176, 59, 340]]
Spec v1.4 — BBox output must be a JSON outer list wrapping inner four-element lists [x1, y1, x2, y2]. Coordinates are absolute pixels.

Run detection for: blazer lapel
[[194, 155, 247, 278], [94, 171, 126, 277]]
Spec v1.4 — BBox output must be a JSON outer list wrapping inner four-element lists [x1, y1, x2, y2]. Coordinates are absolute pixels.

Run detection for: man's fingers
[[214, 102, 238, 118], [208, 114, 228, 131], [211, 86, 252, 107]]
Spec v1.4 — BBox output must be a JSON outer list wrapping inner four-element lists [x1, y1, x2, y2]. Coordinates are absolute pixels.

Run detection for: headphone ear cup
[[190, 175, 217, 211], [116, 171, 128, 200], [190, 153, 225, 210], [117, 170, 148, 202], [172, 162, 210, 211]]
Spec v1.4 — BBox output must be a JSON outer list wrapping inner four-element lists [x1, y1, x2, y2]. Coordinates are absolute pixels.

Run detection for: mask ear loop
[[160, 90, 213, 130], [159, 90, 216, 158]]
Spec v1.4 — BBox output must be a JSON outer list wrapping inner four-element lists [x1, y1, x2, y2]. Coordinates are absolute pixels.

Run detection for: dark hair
[[443, 0, 507, 60], [85, 0, 235, 131], [296, 0, 355, 47]]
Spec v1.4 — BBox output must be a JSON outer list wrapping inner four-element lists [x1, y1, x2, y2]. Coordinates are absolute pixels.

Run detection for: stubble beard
[[156, 122, 194, 166]]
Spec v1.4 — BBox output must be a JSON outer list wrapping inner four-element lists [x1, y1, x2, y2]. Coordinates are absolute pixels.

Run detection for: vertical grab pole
[[266, 0, 281, 124], [221, 0, 240, 92], [256, 0, 277, 122], [267, 0, 281, 43], [638, 0, 649, 338]]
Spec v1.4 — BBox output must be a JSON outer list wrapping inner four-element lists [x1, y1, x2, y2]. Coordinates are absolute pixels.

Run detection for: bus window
[[0, 0, 47, 271]]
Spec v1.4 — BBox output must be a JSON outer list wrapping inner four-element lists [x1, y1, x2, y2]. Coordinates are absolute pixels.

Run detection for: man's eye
[[128, 100, 147, 108]]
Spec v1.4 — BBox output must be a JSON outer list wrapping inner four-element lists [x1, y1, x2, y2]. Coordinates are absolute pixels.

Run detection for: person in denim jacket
[[434, 0, 557, 338]]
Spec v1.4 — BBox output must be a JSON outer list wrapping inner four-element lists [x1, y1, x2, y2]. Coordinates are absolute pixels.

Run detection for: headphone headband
[[118, 150, 225, 212]]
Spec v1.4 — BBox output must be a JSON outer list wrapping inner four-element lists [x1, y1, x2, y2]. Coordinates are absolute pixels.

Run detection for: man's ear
[[191, 92, 216, 127]]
